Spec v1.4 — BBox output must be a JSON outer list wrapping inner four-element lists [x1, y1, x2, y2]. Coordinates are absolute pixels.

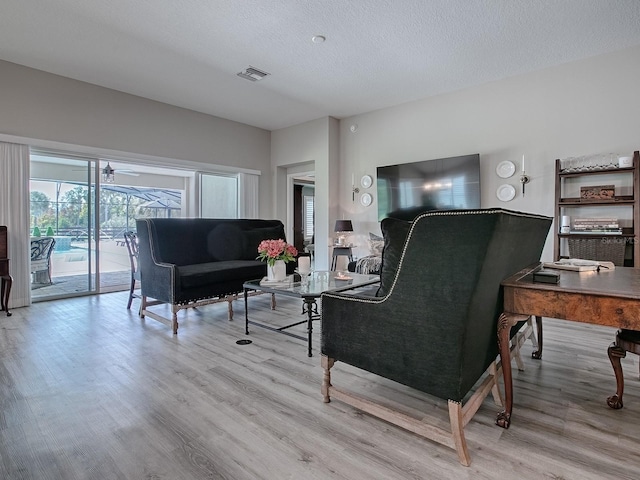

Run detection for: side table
[[331, 246, 353, 271]]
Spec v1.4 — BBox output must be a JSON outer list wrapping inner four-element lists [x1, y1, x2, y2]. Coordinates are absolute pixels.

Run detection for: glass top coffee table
[[243, 271, 379, 356]]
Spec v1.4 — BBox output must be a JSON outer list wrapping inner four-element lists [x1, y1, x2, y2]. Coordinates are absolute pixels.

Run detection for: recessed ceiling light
[[312, 35, 326, 44]]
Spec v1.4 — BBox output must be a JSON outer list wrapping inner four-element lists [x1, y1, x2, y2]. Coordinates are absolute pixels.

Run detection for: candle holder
[[520, 173, 530, 196]]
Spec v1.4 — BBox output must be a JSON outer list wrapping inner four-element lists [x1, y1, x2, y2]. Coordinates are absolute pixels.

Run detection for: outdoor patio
[[31, 238, 133, 300]]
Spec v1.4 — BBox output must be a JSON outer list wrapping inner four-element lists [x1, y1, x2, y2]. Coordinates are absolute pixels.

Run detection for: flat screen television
[[376, 153, 481, 221]]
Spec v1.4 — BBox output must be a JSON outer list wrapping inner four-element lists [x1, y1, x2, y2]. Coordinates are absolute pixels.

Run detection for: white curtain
[[0, 142, 31, 309], [238, 172, 259, 218]]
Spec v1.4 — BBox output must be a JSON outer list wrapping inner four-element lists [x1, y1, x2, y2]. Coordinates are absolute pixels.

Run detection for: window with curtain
[[200, 173, 239, 218], [304, 195, 314, 241]]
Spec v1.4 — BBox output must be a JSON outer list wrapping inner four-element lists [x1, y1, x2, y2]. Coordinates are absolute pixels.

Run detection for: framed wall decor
[[580, 184, 615, 201]]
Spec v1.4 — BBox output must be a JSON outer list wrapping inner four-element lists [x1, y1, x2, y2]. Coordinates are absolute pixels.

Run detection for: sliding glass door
[[29, 151, 247, 302], [30, 151, 190, 301], [30, 152, 98, 300]]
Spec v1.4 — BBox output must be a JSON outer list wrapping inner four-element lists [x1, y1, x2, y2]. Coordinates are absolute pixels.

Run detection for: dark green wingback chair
[[320, 208, 552, 466]]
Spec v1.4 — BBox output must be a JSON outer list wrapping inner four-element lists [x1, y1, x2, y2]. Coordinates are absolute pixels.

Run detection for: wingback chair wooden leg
[[511, 316, 540, 372], [171, 307, 179, 334], [227, 298, 234, 320], [321, 354, 497, 467], [321, 355, 334, 403], [448, 400, 471, 467], [140, 295, 146, 318], [488, 362, 503, 407], [607, 329, 640, 409]]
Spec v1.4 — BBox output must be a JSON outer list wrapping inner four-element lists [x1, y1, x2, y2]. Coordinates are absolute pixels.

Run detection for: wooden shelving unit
[[553, 151, 640, 266]]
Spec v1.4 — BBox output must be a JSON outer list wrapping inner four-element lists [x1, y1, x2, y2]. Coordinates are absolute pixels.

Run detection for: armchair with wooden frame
[[320, 208, 552, 466]]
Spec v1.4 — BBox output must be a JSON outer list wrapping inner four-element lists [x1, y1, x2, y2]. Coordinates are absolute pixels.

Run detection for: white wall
[[5, 43, 640, 266], [0, 60, 273, 217], [337, 45, 640, 261], [271, 117, 340, 270]]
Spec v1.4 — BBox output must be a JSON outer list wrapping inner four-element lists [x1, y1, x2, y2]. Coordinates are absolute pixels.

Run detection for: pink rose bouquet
[[257, 239, 298, 266]]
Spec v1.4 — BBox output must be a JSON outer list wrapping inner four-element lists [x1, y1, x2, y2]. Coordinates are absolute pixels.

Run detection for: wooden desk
[[496, 263, 640, 429]]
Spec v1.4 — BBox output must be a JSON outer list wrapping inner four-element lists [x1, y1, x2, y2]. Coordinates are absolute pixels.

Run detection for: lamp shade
[[334, 220, 353, 232]]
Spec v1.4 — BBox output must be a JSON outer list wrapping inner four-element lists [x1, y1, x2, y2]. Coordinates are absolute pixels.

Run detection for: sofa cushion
[[177, 260, 266, 290], [150, 219, 216, 265], [207, 224, 245, 261], [241, 225, 286, 260], [368, 231, 384, 256], [377, 217, 411, 297]]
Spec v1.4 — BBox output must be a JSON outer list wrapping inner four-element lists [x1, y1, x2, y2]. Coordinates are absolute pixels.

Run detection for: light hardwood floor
[[1, 291, 639, 479]]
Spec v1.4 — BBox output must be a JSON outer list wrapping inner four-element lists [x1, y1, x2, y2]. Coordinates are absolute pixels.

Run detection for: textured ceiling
[[2, 0, 640, 131]]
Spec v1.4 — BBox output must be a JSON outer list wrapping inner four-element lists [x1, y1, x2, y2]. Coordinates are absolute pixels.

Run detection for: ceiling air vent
[[237, 66, 270, 82]]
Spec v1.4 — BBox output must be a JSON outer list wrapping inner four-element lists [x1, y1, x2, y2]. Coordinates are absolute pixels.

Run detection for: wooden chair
[[607, 329, 640, 409], [123, 231, 141, 310]]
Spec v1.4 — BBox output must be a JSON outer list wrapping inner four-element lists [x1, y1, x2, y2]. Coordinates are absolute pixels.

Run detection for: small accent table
[[331, 246, 354, 271], [243, 271, 379, 356]]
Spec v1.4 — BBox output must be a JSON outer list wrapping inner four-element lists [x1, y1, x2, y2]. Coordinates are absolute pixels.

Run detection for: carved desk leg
[[607, 337, 626, 409], [321, 355, 334, 403], [496, 312, 521, 429], [1, 275, 12, 316], [532, 315, 543, 359]]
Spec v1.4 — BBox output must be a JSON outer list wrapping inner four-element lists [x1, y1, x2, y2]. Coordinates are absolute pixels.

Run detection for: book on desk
[[543, 258, 616, 272]]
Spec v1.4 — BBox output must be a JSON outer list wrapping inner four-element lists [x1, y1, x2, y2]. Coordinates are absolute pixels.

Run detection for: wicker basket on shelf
[[568, 237, 626, 266]]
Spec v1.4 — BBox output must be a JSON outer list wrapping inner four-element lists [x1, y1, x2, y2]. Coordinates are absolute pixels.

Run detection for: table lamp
[[334, 220, 353, 246]]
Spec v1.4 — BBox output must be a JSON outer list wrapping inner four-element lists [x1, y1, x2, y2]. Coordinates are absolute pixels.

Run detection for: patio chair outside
[[31, 237, 56, 284]]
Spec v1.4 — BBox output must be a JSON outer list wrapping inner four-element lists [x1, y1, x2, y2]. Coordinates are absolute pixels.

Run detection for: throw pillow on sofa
[[376, 218, 411, 297], [207, 224, 245, 261], [241, 225, 287, 260], [368, 232, 384, 257]]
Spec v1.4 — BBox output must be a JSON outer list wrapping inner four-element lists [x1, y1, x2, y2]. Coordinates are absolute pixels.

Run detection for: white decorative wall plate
[[360, 174, 373, 189], [496, 161, 516, 178], [360, 192, 373, 206], [496, 184, 516, 202]]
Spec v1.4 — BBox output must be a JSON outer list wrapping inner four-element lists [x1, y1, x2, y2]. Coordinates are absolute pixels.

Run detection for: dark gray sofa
[[321, 208, 552, 466], [136, 218, 289, 333]]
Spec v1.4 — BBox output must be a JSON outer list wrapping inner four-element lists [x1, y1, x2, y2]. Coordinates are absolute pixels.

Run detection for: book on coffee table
[[259, 276, 292, 286]]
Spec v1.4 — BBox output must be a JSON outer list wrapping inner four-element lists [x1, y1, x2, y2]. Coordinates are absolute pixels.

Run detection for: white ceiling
[[2, 1, 640, 131]]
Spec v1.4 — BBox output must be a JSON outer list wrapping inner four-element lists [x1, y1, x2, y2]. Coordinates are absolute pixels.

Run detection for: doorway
[[292, 177, 315, 257]]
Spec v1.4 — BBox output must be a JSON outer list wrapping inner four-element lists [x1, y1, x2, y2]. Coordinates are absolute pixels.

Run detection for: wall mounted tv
[[377, 153, 481, 221]]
